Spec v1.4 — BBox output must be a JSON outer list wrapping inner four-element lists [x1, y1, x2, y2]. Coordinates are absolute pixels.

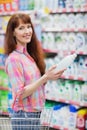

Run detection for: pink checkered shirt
[[5, 45, 45, 112]]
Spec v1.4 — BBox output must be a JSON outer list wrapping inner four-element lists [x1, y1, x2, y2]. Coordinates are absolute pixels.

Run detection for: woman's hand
[[45, 65, 66, 80]]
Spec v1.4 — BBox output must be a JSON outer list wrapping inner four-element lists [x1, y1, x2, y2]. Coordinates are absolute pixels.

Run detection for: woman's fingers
[[49, 65, 57, 71], [46, 65, 66, 80], [56, 68, 66, 75]]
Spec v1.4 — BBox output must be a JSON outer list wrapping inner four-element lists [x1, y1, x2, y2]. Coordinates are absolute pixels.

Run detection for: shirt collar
[[15, 44, 34, 62], [16, 44, 27, 54]]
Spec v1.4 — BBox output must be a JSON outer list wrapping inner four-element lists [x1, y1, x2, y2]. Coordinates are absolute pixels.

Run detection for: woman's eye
[[18, 25, 31, 30], [19, 27, 24, 30], [27, 25, 31, 28]]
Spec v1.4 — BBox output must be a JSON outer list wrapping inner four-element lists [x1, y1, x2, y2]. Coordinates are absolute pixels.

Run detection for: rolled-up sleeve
[[5, 57, 25, 108]]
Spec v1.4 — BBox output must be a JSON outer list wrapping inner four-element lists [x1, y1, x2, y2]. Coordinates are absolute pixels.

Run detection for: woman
[[4, 13, 65, 130]]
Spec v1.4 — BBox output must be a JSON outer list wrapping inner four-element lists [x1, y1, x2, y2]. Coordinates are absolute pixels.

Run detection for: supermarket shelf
[[49, 7, 87, 13], [71, 50, 87, 55], [50, 125, 79, 130], [0, 112, 9, 117], [46, 97, 87, 107], [42, 122, 79, 130], [60, 50, 87, 55], [60, 74, 87, 81], [43, 48, 87, 56], [0, 10, 36, 16], [43, 48, 58, 58], [42, 28, 87, 32], [43, 48, 58, 53]]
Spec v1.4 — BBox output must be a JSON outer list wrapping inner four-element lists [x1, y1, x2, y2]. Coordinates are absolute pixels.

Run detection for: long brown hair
[[4, 13, 45, 75]]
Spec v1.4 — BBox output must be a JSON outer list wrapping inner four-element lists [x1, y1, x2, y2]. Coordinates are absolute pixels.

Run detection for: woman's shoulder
[[5, 51, 23, 73], [6, 51, 20, 63]]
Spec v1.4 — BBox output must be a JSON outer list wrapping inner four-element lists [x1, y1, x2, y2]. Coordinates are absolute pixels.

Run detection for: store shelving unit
[[41, 3, 87, 130]]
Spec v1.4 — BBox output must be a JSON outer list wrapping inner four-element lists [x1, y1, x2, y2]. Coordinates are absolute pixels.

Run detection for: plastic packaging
[[55, 53, 77, 72], [76, 109, 87, 130], [68, 105, 77, 128], [73, 81, 81, 102]]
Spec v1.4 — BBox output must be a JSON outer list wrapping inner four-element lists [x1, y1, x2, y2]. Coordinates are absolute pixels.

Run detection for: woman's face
[[13, 21, 33, 46]]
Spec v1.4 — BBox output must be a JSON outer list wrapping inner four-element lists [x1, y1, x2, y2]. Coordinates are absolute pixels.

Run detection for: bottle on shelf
[[76, 108, 87, 130]]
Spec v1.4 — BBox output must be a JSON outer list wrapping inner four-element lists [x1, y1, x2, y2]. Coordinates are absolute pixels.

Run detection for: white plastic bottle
[[54, 53, 77, 72]]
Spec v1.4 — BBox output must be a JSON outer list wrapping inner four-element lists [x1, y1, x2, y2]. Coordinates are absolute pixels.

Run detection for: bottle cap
[[73, 53, 77, 59], [69, 105, 77, 112], [53, 104, 67, 110]]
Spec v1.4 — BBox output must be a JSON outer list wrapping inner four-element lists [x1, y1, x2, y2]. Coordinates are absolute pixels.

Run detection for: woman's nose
[[24, 28, 29, 33]]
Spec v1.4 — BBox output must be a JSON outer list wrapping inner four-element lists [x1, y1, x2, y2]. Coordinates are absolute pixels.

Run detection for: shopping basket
[[0, 107, 52, 130]]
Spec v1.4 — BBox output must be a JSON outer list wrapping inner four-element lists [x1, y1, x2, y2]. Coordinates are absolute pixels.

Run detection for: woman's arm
[[22, 65, 65, 99], [6, 57, 65, 100]]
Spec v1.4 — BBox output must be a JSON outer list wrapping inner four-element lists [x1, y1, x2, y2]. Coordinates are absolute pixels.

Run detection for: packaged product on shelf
[[64, 80, 72, 100], [68, 105, 77, 128], [2, 16, 10, 32], [65, 0, 73, 9], [44, 0, 54, 10], [2, 71, 9, 87], [0, 17, 2, 31], [61, 33, 69, 51], [84, 14, 87, 29], [72, 81, 82, 102], [57, 81, 65, 99], [0, 90, 1, 111], [50, 104, 69, 127], [0, 4, 5, 12], [78, 56, 85, 77], [0, 70, 4, 86], [46, 33, 55, 50], [68, 14, 75, 29], [58, 0, 66, 8], [40, 100, 55, 125], [8, 82, 13, 113], [28, 0, 35, 10], [73, 0, 82, 9], [11, 0, 19, 11], [75, 14, 84, 29], [4, 2, 12, 12], [59, 14, 68, 29], [51, 81, 60, 100], [75, 33, 85, 51], [0, 90, 9, 113], [76, 108, 87, 130], [34, 0, 46, 10], [45, 81, 54, 99], [0, 53, 7, 67], [0, 35, 5, 53], [68, 33, 76, 51], [81, 82, 87, 103], [52, 0, 59, 11], [19, 0, 29, 10], [55, 33, 63, 51]]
